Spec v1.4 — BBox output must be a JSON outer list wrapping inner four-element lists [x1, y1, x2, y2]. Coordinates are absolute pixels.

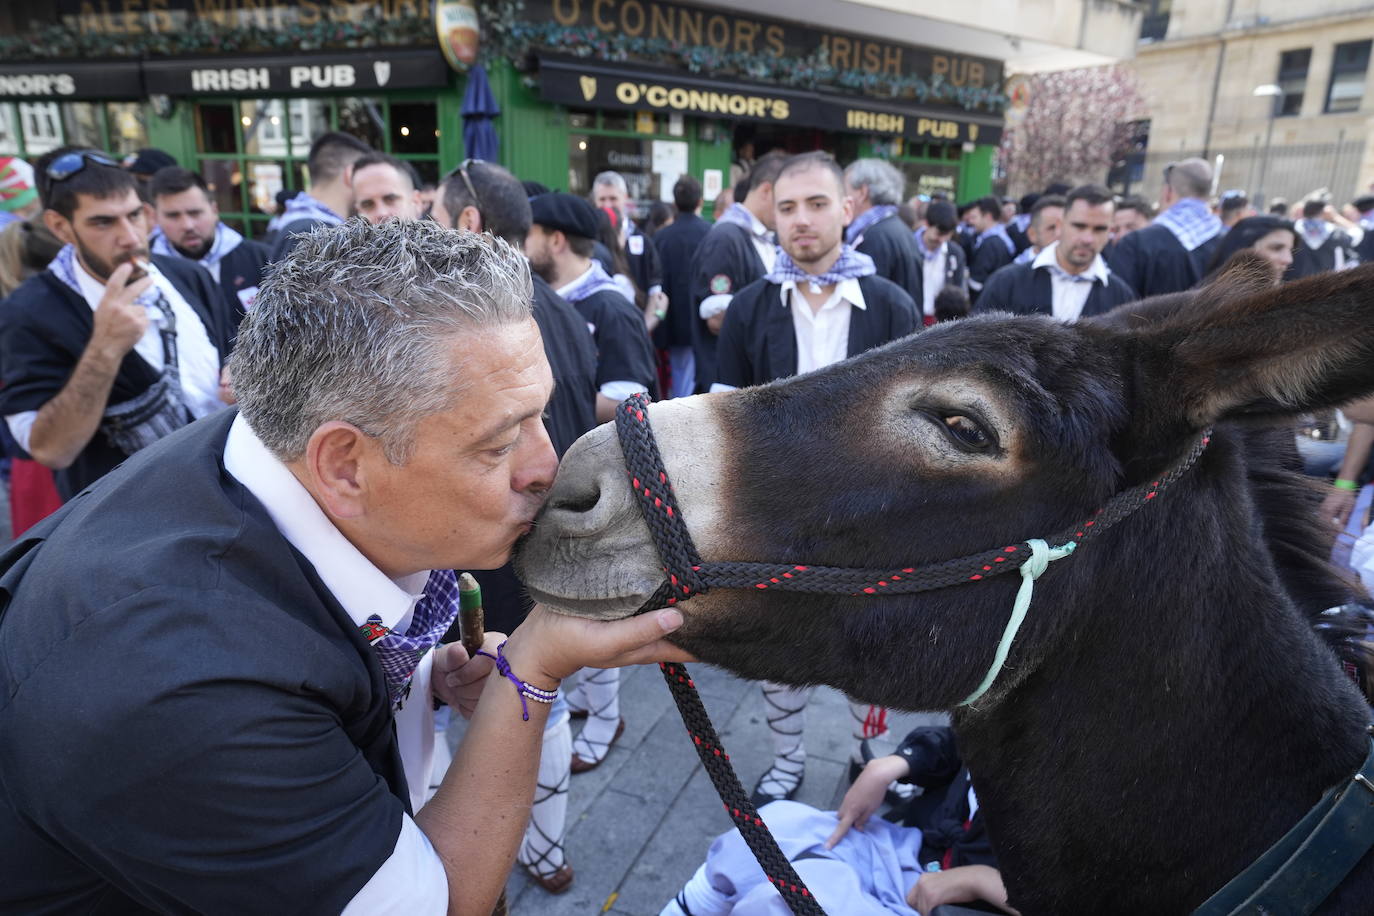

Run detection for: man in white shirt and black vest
[[974, 185, 1138, 323], [0, 147, 235, 499], [713, 151, 919, 807]]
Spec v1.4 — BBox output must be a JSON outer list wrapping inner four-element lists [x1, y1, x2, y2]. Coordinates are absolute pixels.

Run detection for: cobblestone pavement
[[448, 661, 943, 916]]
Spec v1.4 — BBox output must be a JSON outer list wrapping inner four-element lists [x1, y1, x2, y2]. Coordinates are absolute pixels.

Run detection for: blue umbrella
[[461, 64, 501, 162]]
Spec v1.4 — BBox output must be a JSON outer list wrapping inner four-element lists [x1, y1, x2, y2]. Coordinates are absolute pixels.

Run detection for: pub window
[[19, 103, 62, 156], [106, 103, 148, 156], [1325, 39, 1372, 114], [193, 94, 442, 239], [0, 105, 19, 155], [1277, 49, 1310, 116]]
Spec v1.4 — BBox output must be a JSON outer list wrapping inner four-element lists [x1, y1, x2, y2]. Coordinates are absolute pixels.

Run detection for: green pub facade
[[0, 0, 1005, 237]]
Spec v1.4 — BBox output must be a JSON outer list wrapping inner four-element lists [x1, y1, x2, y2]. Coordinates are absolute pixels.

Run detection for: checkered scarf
[[1154, 197, 1222, 252], [765, 244, 875, 287], [559, 260, 627, 304], [844, 205, 898, 245], [1297, 218, 1335, 250], [363, 568, 462, 709], [278, 192, 344, 228], [716, 202, 774, 247], [49, 245, 168, 316], [975, 223, 1015, 256], [913, 226, 944, 262], [151, 222, 244, 273]]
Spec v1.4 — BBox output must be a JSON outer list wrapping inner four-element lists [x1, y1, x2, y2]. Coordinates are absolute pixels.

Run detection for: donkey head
[[516, 262, 1374, 710]]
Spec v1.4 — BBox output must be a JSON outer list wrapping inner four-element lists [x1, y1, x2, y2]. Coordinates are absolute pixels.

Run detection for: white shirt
[[783, 276, 866, 374], [222, 415, 450, 912], [920, 242, 947, 318], [5, 258, 225, 453], [1033, 242, 1111, 324]]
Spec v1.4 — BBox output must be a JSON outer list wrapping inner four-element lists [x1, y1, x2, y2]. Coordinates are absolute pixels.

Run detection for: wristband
[[477, 641, 559, 721], [1334, 478, 1360, 491], [653, 308, 667, 320]]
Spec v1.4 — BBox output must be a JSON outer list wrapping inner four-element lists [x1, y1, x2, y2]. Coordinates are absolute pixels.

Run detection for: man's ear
[[1131, 261, 1374, 433], [298, 421, 376, 520], [457, 205, 482, 233], [43, 209, 75, 247]]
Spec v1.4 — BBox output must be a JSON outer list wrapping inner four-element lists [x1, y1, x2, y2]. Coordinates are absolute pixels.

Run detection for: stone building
[[1127, 0, 1373, 207]]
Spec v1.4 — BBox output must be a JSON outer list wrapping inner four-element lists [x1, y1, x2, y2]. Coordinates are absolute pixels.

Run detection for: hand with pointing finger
[[825, 753, 911, 849]]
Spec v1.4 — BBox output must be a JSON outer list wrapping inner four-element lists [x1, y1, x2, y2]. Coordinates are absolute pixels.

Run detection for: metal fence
[[1138, 135, 1367, 209]]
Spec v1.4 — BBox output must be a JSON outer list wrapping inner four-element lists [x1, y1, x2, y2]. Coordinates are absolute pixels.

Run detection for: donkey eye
[[941, 414, 992, 451]]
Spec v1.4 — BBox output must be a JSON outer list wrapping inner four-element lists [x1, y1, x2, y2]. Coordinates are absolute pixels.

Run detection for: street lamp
[[1253, 83, 1282, 208]]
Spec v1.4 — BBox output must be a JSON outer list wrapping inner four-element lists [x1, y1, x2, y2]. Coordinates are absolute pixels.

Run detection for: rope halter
[[614, 392, 1212, 705]]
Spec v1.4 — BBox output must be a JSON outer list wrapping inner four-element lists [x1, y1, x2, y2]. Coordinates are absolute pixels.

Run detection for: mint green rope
[[959, 538, 1077, 707]]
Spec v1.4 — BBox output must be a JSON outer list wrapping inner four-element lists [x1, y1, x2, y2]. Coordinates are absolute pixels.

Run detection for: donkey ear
[[1133, 261, 1374, 429]]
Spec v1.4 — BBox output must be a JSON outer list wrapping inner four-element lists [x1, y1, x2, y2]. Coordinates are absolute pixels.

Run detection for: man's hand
[[825, 754, 910, 848], [706, 310, 726, 335], [432, 632, 505, 718], [91, 262, 152, 360], [1322, 486, 1359, 530], [908, 865, 1016, 915], [501, 604, 694, 687]]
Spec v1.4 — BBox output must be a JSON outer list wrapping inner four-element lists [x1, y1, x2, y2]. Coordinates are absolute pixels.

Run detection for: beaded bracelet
[[477, 641, 559, 721]]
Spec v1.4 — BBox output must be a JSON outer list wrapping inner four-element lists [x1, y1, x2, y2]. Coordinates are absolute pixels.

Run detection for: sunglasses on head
[[443, 158, 485, 218], [45, 150, 120, 183]]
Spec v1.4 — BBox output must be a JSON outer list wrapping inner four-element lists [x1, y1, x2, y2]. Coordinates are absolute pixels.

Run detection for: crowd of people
[[0, 133, 1372, 916]]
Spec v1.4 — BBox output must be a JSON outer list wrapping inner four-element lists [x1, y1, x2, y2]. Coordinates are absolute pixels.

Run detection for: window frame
[[1276, 47, 1311, 118], [1324, 39, 1372, 115]]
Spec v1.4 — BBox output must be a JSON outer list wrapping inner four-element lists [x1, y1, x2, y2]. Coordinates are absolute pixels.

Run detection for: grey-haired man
[[0, 220, 689, 914]]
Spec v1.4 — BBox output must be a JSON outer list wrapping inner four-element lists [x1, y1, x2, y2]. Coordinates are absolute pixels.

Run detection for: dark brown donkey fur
[[523, 260, 1374, 913]]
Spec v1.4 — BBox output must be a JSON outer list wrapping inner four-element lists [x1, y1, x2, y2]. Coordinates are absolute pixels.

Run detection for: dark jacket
[[0, 410, 408, 914], [0, 256, 234, 499], [972, 258, 1138, 321], [689, 220, 768, 393], [891, 727, 996, 871], [853, 212, 924, 310], [567, 287, 658, 396], [967, 232, 1013, 302], [268, 217, 333, 263], [715, 274, 918, 388], [1108, 222, 1222, 297], [530, 275, 598, 458], [1287, 228, 1355, 281], [213, 238, 270, 335], [655, 212, 711, 350]]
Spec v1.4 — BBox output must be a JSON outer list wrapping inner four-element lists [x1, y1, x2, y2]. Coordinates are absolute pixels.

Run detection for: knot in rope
[[959, 538, 1077, 707]]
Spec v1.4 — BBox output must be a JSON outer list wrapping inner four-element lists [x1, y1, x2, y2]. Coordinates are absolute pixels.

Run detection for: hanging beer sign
[[435, 0, 481, 71]]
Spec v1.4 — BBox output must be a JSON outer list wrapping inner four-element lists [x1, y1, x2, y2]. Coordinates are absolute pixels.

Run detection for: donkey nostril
[[548, 481, 601, 515]]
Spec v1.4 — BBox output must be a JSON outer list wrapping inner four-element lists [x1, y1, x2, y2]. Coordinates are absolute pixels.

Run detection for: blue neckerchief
[[49, 245, 166, 315], [913, 226, 944, 263], [765, 244, 875, 288], [1297, 218, 1335, 250], [844, 204, 898, 245], [1154, 198, 1222, 252], [716, 203, 772, 245], [560, 260, 628, 304], [150, 221, 243, 272], [279, 192, 344, 228], [975, 223, 1015, 256]]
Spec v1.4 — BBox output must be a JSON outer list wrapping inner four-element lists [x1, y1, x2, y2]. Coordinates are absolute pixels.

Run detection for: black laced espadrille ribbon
[[614, 392, 1210, 915]]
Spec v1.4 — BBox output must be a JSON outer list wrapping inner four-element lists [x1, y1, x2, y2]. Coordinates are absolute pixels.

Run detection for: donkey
[[516, 261, 1374, 914]]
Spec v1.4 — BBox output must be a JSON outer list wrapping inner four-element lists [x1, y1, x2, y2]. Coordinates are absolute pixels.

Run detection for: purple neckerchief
[[975, 223, 1015, 256], [559, 260, 627, 304], [1154, 198, 1222, 252], [1014, 245, 1037, 265], [279, 192, 344, 229], [1297, 218, 1335, 250], [913, 226, 944, 262], [845, 204, 898, 245], [363, 568, 461, 709], [716, 202, 770, 243], [150, 221, 244, 272], [1011, 213, 1031, 234], [765, 244, 875, 288]]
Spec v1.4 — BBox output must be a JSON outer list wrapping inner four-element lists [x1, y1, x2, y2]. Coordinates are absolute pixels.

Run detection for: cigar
[[457, 572, 485, 657]]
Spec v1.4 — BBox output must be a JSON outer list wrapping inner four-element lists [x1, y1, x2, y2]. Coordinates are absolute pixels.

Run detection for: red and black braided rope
[[613, 393, 1210, 916]]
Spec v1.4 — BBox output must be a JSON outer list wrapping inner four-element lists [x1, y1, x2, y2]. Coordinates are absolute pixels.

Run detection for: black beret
[[122, 147, 178, 176], [530, 191, 600, 241]]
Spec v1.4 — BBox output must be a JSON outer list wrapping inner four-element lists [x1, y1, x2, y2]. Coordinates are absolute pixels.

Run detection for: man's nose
[[516, 426, 559, 494]]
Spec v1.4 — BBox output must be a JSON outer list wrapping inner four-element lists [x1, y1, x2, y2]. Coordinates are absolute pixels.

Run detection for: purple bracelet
[[476, 641, 559, 721]]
